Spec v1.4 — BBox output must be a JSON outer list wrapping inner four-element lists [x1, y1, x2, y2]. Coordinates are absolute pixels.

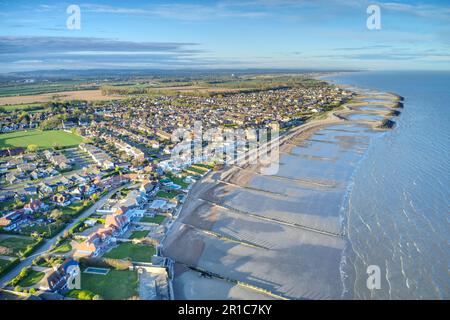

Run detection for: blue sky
[[0, 0, 449, 72]]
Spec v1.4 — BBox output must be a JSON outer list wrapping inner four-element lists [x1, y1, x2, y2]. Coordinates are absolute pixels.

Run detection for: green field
[[61, 200, 93, 216], [155, 190, 178, 199], [140, 215, 166, 225], [129, 230, 149, 239], [17, 269, 45, 287], [80, 269, 138, 300], [103, 242, 155, 262], [0, 237, 36, 256], [0, 129, 84, 150], [0, 103, 45, 113]]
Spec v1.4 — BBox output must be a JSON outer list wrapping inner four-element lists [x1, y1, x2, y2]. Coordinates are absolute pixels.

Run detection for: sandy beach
[[163, 88, 402, 300]]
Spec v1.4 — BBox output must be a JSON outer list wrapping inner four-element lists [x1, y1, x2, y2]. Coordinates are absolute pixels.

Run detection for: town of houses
[[0, 79, 352, 300]]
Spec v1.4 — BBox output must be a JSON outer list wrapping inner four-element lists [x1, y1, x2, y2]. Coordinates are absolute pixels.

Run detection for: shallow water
[[325, 71, 450, 299], [359, 105, 390, 112], [347, 113, 384, 121]]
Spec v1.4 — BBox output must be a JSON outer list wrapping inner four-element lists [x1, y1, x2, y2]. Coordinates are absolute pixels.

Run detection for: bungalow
[[0, 148, 25, 157], [23, 186, 38, 195], [0, 210, 25, 231], [0, 191, 15, 202]]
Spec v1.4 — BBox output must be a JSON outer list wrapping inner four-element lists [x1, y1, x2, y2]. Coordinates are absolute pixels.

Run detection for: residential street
[[0, 184, 127, 288]]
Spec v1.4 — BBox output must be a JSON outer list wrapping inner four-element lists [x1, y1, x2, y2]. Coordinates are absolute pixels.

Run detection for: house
[[105, 213, 129, 235], [23, 186, 38, 195], [38, 183, 54, 196], [44, 150, 71, 170], [41, 259, 80, 292], [118, 189, 143, 208], [0, 210, 25, 231], [52, 193, 72, 206], [17, 163, 36, 174], [24, 198, 46, 213], [79, 143, 115, 170], [0, 148, 25, 157], [62, 120, 77, 130], [71, 184, 95, 198], [72, 227, 114, 257], [5, 173, 18, 184], [0, 191, 15, 202], [126, 209, 145, 218], [139, 181, 156, 195]]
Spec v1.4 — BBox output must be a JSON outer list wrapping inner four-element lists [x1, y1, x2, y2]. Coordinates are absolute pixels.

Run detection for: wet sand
[[163, 89, 401, 299]]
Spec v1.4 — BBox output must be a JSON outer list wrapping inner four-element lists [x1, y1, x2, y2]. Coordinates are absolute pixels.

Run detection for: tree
[[63, 230, 72, 238], [90, 193, 98, 202], [27, 144, 38, 153], [50, 209, 62, 220]]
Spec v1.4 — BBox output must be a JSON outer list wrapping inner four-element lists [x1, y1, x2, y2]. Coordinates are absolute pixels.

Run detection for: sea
[[324, 71, 450, 299]]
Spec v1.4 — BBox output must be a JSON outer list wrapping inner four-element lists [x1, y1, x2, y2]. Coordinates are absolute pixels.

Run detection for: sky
[[0, 0, 449, 73]]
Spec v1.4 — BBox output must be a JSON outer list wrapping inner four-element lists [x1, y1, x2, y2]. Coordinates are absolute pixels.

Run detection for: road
[[0, 183, 128, 288]]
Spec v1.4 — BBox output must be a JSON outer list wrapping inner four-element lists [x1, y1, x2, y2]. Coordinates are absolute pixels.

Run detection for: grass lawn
[[0, 129, 84, 150], [51, 239, 72, 254], [168, 176, 189, 189], [129, 230, 149, 239], [0, 237, 36, 256], [81, 269, 138, 300], [192, 163, 213, 170], [0, 199, 16, 212], [140, 215, 166, 225], [103, 242, 155, 262], [61, 200, 92, 216], [156, 190, 178, 199], [185, 165, 208, 174], [17, 269, 45, 287], [20, 220, 65, 238]]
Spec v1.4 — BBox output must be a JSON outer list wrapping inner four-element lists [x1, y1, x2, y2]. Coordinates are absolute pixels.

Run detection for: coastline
[[161, 83, 402, 300]]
